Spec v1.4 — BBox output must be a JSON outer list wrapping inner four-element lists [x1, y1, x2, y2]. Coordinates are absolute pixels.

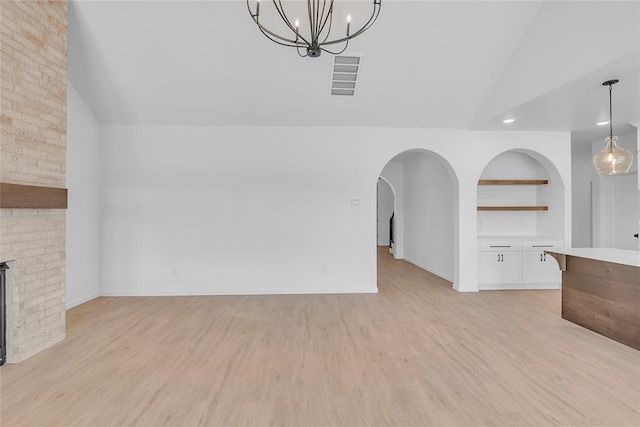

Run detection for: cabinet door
[[479, 252, 503, 284], [542, 253, 562, 284], [500, 251, 522, 283], [480, 252, 521, 284], [522, 251, 544, 283]]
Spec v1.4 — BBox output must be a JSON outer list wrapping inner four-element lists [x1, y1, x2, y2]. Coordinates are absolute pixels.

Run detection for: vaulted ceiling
[[68, 1, 639, 146]]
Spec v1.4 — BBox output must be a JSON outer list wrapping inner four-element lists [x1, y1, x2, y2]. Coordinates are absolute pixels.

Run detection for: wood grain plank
[[477, 206, 548, 211], [566, 255, 638, 284], [0, 183, 67, 209], [478, 179, 548, 186], [562, 285, 640, 351], [562, 270, 638, 305]]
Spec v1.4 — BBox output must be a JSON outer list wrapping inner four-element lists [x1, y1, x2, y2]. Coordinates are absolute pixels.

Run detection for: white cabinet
[[479, 238, 562, 290], [522, 251, 562, 284], [521, 240, 562, 285], [479, 246, 521, 286], [522, 251, 545, 283]]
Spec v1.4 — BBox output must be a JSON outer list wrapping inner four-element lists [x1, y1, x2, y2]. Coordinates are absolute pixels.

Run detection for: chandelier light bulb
[[347, 14, 352, 23], [294, 19, 300, 29]]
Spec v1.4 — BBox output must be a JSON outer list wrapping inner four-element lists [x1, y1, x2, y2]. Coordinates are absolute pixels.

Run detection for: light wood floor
[[1, 247, 639, 426]]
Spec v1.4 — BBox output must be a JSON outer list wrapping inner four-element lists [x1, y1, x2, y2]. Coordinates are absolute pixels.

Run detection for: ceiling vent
[[330, 54, 362, 97]]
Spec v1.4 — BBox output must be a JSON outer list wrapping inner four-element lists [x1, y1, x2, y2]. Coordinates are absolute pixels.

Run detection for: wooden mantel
[[0, 183, 67, 209]]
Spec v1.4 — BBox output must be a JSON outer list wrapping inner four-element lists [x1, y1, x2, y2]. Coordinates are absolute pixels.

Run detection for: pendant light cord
[[609, 83, 613, 137]]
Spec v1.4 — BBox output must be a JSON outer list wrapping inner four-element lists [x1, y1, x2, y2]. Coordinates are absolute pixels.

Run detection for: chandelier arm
[[255, 22, 306, 47], [321, 38, 349, 55], [346, 0, 381, 38], [246, 0, 256, 18], [296, 44, 309, 58], [319, 1, 334, 44], [260, 1, 311, 46], [311, 0, 317, 39], [272, 0, 311, 45], [316, 0, 327, 41], [323, 0, 380, 46], [322, 5, 379, 46], [307, 0, 317, 44]]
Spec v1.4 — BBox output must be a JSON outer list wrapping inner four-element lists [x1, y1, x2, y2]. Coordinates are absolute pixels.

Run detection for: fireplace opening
[[0, 262, 7, 366]]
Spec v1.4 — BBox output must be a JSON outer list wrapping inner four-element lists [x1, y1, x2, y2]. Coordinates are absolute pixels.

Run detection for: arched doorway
[[377, 149, 459, 289]]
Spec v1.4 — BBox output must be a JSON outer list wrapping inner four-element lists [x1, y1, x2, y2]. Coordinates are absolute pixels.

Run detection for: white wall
[[571, 150, 594, 247], [402, 153, 455, 281], [66, 81, 102, 308], [101, 126, 380, 295], [376, 179, 394, 246], [590, 130, 638, 247], [100, 126, 571, 294]]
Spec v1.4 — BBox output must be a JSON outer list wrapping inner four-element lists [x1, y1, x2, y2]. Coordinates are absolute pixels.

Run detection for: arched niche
[[377, 149, 460, 288], [477, 149, 565, 240]]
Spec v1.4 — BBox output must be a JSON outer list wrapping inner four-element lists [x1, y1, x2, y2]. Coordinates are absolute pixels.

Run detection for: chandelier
[[247, 0, 381, 58], [592, 79, 634, 175]]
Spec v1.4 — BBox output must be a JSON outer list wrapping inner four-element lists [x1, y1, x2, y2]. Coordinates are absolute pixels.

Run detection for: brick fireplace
[[0, 0, 68, 363]]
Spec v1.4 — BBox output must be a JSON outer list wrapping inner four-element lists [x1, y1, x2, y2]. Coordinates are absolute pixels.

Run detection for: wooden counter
[[546, 248, 639, 351]]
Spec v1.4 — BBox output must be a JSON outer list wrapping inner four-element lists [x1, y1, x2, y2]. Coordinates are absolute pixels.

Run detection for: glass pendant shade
[[593, 135, 633, 175]]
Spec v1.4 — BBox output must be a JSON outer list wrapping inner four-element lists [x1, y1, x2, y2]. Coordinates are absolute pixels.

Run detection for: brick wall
[[0, 0, 67, 363]]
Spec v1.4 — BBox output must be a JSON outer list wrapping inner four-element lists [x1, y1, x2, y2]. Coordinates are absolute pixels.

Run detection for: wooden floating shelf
[[478, 180, 548, 185], [0, 183, 67, 209], [477, 206, 549, 211]]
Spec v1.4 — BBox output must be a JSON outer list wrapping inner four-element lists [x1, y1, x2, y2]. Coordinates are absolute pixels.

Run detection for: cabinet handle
[[543, 254, 547, 261], [540, 254, 543, 262], [497, 254, 500, 262], [490, 245, 511, 248], [501, 254, 504, 262], [533, 245, 553, 248]]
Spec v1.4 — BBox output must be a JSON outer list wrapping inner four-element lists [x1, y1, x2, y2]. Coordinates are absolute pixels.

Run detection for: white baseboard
[[66, 292, 101, 309], [99, 287, 378, 297], [68, 286, 379, 305], [403, 257, 454, 283], [479, 282, 561, 291]]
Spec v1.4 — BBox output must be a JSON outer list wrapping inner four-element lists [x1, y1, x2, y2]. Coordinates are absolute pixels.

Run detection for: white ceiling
[[68, 1, 640, 146]]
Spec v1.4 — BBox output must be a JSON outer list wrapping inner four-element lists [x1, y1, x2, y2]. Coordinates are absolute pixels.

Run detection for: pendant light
[[593, 79, 633, 175]]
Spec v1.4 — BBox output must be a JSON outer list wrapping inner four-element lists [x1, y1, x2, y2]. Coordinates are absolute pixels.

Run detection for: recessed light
[[596, 121, 609, 126], [502, 118, 515, 124]]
